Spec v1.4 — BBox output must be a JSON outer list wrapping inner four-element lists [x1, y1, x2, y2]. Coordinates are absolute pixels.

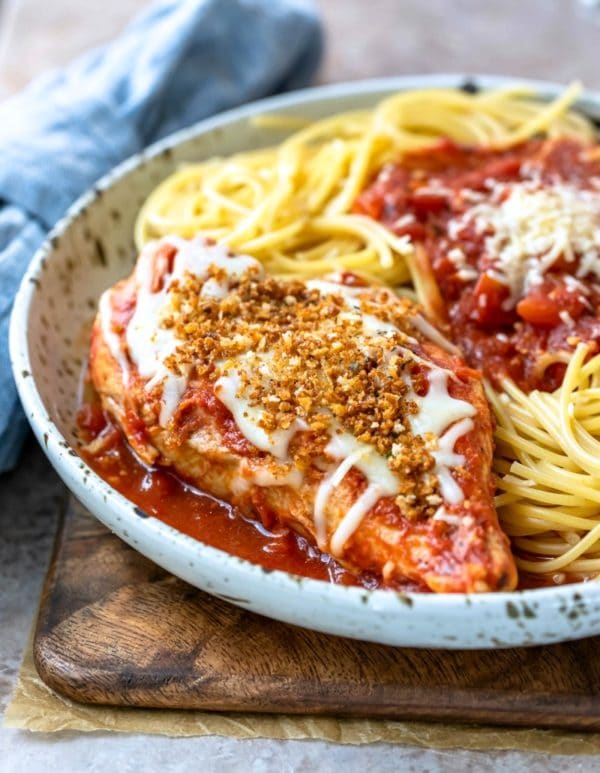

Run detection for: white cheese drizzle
[[314, 446, 368, 549], [360, 313, 399, 337], [214, 359, 307, 461], [124, 237, 262, 425], [98, 289, 130, 382], [245, 465, 304, 489], [326, 429, 399, 495], [321, 429, 400, 555], [432, 417, 474, 505], [159, 373, 189, 427], [401, 372, 477, 510], [408, 370, 476, 438], [305, 279, 365, 298], [432, 507, 463, 526], [329, 485, 381, 557]]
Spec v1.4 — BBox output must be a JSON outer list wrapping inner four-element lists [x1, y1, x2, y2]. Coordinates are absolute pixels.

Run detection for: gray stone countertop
[[2, 0, 600, 770]]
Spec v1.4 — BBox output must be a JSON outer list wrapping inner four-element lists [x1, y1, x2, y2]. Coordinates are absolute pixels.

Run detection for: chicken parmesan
[[86, 236, 516, 593], [84, 85, 600, 588]]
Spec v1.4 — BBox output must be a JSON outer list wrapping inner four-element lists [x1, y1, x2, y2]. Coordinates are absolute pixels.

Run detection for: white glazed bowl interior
[[11, 74, 600, 648]]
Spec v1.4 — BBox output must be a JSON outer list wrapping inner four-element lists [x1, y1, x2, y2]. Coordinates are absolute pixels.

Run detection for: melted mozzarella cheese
[[124, 237, 262, 425], [98, 290, 130, 382], [159, 372, 189, 427], [326, 429, 399, 494], [398, 370, 477, 514], [305, 279, 365, 299], [314, 446, 368, 549], [308, 280, 399, 340], [317, 428, 401, 554], [214, 359, 306, 461], [432, 417, 474, 505], [200, 277, 229, 299], [329, 485, 381, 557], [408, 369, 476, 438], [432, 507, 463, 526], [361, 313, 398, 337], [246, 465, 304, 489]]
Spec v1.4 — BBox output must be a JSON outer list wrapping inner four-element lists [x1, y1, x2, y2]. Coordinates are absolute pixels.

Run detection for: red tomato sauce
[[79, 403, 557, 590], [77, 403, 392, 590], [355, 137, 600, 391]]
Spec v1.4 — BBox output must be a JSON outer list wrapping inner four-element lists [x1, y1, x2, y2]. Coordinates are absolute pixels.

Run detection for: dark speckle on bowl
[[93, 238, 107, 266], [506, 601, 520, 619], [460, 79, 479, 94], [522, 602, 536, 619]]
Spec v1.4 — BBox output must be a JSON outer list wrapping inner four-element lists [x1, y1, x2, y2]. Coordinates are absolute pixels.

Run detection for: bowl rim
[[10, 72, 600, 618]]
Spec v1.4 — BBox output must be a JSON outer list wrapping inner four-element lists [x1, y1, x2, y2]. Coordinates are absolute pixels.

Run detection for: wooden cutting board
[[33, 497, 600, 729]]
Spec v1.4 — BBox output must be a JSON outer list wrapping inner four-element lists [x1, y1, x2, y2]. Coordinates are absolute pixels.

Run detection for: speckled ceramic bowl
[[11, 74, 600, 648]]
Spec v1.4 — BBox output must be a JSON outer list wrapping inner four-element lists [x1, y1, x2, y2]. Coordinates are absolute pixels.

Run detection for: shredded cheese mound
[[450, 180, 600, 307]]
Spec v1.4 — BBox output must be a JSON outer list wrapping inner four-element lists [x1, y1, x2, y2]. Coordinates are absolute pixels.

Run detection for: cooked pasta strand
[[135, 85, 592, 288]]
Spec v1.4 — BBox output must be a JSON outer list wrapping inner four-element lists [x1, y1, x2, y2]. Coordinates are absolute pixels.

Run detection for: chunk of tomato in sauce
[[469, 273, 512, 327], [407, 189, 448, 217], [516, 280, 588, 329]]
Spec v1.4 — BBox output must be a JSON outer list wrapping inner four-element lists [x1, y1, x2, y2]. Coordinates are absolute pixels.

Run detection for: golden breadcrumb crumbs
[[162, 264, 441, 518]]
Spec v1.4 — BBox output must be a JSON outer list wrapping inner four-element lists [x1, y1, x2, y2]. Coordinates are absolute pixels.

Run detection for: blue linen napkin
[[0, 0, 322, 473]]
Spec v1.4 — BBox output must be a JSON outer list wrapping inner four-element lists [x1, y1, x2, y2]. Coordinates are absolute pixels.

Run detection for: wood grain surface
[[33, 497, 600, 730]]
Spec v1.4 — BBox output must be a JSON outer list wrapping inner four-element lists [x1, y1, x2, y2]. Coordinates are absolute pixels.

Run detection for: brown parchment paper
[[4, 640, 600, 754]]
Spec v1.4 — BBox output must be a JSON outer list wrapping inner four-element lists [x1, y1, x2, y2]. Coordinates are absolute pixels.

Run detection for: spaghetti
[[133, 83, 600, 588], [490, 346, 600, 580], [134, 84, 592, 287]]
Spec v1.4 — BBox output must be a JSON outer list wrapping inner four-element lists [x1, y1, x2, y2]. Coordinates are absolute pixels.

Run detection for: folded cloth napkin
[[0, 0, 322, 473]]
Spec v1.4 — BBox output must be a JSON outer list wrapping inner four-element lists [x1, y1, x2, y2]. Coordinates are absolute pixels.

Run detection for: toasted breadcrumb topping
[[162, 264, 440, 517]]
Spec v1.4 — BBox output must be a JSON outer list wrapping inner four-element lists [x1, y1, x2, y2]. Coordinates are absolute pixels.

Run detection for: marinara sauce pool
[[77, 401, 573, 590], [76, 401, 406, 591]]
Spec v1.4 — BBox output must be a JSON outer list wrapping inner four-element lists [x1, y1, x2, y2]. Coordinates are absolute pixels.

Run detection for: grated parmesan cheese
[[448, 181, 600, 308], [558, 309, 576, 327]]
